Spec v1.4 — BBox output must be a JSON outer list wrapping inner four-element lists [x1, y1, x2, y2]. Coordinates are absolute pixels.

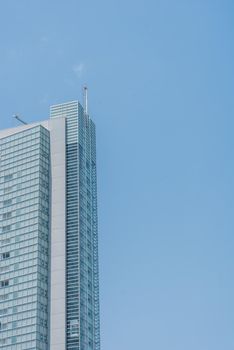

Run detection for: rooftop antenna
[[13, 114, 28, 125], [83, 86, 88, 116]]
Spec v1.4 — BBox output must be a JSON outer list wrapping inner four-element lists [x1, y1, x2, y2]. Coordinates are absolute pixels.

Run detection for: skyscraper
[[0, 98, 100, 350]]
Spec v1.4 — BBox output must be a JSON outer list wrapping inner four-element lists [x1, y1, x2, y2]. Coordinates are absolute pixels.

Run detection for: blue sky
[[1, 0, 234, 349]]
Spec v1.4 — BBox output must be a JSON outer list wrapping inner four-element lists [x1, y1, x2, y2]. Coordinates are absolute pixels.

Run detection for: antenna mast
[[83, 86, 88, 116], [13, 114, 28, 125]]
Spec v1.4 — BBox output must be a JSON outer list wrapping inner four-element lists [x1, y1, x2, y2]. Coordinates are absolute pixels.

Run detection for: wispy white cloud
[[40, 36, 49, 44], [40, 94, 49, 105], [72, 63, 85, 78]]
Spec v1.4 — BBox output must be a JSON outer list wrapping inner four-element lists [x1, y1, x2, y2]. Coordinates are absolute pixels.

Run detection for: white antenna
[[13, 114, 28, 125], [83, 86, 88, 115]]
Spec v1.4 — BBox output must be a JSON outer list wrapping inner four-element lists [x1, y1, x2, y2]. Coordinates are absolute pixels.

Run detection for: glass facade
[[0, 126, 50, 349], [0, 99, 100, 350], [50, 101, 100, 350]]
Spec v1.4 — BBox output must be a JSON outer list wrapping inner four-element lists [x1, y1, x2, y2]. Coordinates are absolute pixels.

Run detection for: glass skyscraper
[[0, 100, 100, 350]]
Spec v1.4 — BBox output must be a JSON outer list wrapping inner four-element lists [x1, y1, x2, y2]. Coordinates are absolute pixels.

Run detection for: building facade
[[0, 100, 100, 350]]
